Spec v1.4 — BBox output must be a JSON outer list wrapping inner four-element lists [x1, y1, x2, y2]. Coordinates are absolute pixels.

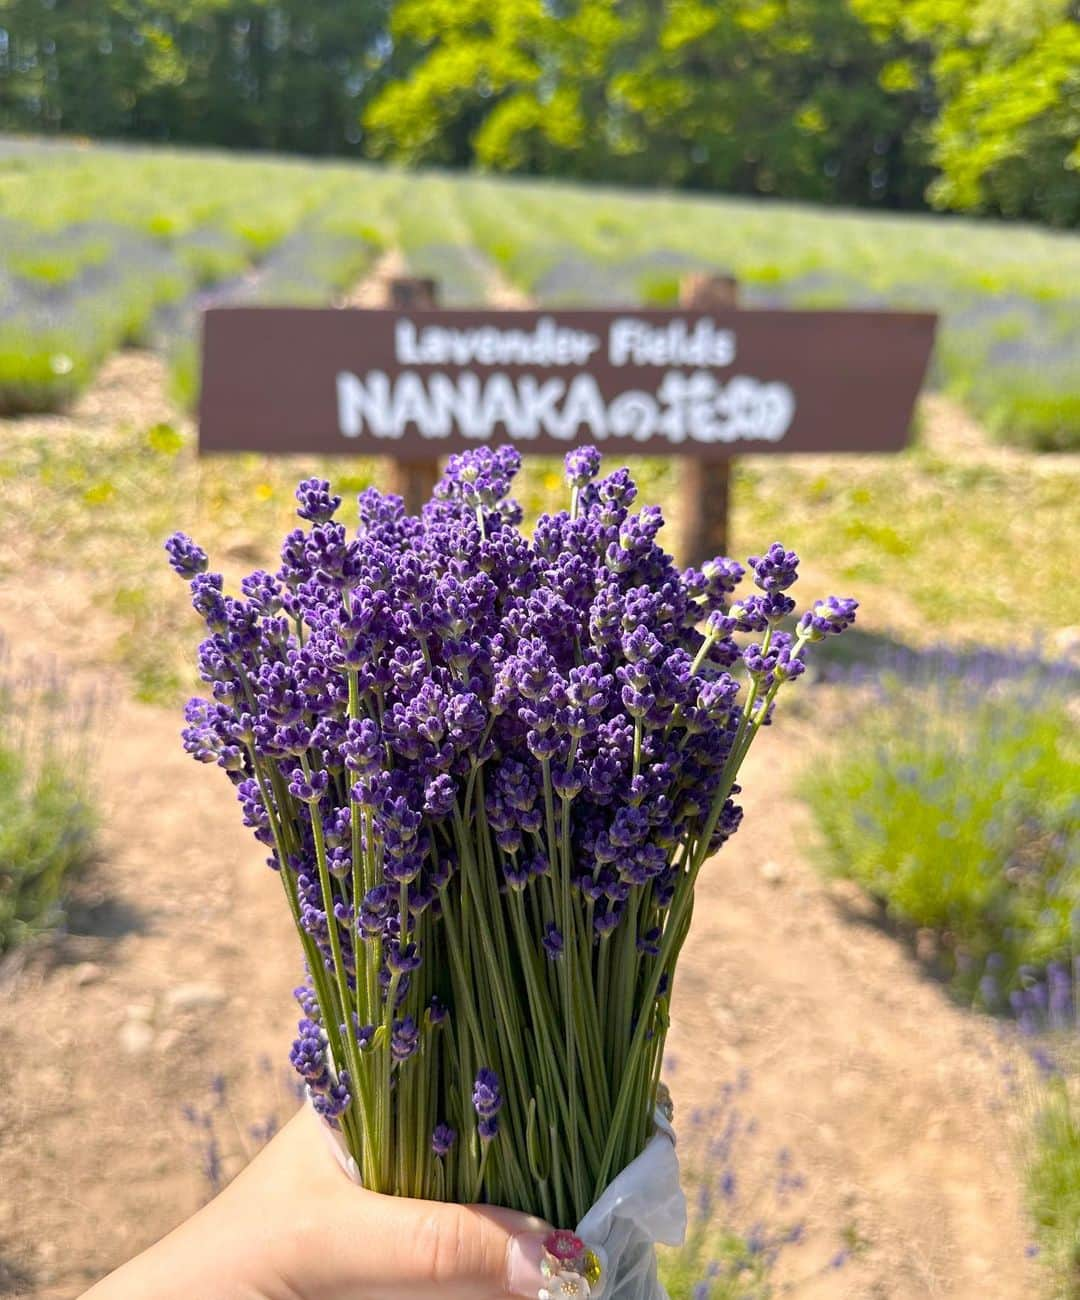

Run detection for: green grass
[[733, 447, 1079, 646], [0, 664, 97, 955], [800, 659, 1080, 1001]]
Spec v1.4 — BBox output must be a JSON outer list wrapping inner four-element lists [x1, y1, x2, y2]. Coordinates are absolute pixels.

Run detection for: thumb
[[351, 1194, 554, 1300]]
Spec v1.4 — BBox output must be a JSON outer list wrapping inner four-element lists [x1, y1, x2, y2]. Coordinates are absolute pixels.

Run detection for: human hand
[[83, 1102, 555, 1300]]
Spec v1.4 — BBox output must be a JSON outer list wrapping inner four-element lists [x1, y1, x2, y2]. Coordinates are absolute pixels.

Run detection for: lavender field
[[1, 136, 1078, 448]]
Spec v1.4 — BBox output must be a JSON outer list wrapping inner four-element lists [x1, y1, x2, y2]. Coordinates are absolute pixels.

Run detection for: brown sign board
[[199, 307, 936, 461]]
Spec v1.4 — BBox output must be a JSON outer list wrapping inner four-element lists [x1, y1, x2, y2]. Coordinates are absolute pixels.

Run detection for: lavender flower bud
[[288, 766, 329, 804], [191, 573, 228, 632], [289, 1019, 329, 1088], [637, 926, 662, 956], [165, 532, 208, 578], [295, 477, 342, 523], [565, 446, 601, 489], [542, 924, 565, 961], [478, 1115, 499, 1142], [728, 595, 770, 633], [798, 596, 859, 641], [240, 569, 283, 614], [391, 1016, 420, 1061], [747, 543, 799, 592], [312, 1072, 351, 1121], [423, 774, 456, 817], [386, 940, 422, 975], [701, 556, 745, 604], [432, 1123, 457, 1157], [472, 1067, 503, 1118], [594, 903, 622, 936], [502, 858, 530, 891]]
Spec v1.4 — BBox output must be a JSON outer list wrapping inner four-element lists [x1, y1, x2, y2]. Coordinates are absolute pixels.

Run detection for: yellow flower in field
[[255, 482, 274, 501]]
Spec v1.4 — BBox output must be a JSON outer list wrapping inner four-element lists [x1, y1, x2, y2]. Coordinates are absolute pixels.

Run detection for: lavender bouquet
[[167, 447, 855, 1297]]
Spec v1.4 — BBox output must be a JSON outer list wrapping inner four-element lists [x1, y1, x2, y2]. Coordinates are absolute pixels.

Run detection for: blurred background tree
[[853, 0, 1080, 226], [0, 0, 1076, 225], [364, 0, 934, 208], [0, 0, 393, 153]]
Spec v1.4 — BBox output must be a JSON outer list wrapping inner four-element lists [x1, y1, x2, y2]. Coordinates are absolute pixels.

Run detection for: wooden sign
[[199, 305, 936, 462]]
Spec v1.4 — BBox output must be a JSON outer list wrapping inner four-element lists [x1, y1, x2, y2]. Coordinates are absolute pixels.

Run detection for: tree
[[853, 0, 1080, 226], [0, 0, 392, 154], [363, 0, 934, 208]]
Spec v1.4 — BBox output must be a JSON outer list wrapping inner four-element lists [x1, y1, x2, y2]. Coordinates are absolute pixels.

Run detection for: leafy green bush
[[0, 332, 88, 414], [801, 652, 1080, 1000], [9, 238, 111, 288], [1028, 1078, 1080, 1299], [0, 665, 97, 954]]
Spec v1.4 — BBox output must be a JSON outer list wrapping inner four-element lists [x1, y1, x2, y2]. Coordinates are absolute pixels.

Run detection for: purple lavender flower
[[478, 1115, 499, 1142], [313, 1072, 351, 1121], [165, 531, 208, 578], [289, 1019, 329, 1088], [432, 1123, 457, 1157], [473, 1067, 502, 1118], [565, 446, 601, 489], [542, 923, 565, 961], [288, 766, 329, 804], [798, 596, 859, 641], [190, 572, 228, 632], [295, 477, 342, 523], [747, 543, 799, 592], [391, 1016, 420, 1062]]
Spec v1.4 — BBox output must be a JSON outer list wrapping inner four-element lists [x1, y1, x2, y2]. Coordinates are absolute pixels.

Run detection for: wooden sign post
[[199, 292, 936, 565], [679, 272, 738, 562], [385, 276, 441, 516]]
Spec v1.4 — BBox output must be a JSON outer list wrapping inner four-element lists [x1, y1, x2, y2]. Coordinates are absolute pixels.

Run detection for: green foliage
[[9, 237, 111, 287], [366, 0, 932, 209], [0, 0, 392, 156], [801, 662, 1080, 998], [0, 670, 97, 955], [1028, 1079, 1080, 1299], [853, 0, 1080, 227], [661, 1224, 791, 1298], [0, 333, 87, 413]]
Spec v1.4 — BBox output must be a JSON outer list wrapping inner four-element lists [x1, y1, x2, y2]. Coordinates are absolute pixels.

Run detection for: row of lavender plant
[[167, 447, 856, 1223]]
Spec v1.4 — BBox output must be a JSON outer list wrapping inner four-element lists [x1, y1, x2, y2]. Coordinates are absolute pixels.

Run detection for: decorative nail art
[[538, 1231, 603, 1299]]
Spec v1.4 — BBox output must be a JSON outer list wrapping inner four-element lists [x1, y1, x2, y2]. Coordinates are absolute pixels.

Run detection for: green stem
[[306, 785, 377, 1168], [592, 637, 801, 1195], [541, 757, 584, 1214]]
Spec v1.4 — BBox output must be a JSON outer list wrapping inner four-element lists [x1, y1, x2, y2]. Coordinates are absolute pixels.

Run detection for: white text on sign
[[336, 369, 795, 446]]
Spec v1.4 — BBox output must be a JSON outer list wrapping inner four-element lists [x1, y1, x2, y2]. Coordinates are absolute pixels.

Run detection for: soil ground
[[0, 260, 1042, 1298]]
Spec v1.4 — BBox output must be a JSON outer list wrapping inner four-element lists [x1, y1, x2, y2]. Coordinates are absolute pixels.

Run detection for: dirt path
[[337, 247, 409, 307], [667, 730, 1034, 1297], [0, 269, 1040, 1297]]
